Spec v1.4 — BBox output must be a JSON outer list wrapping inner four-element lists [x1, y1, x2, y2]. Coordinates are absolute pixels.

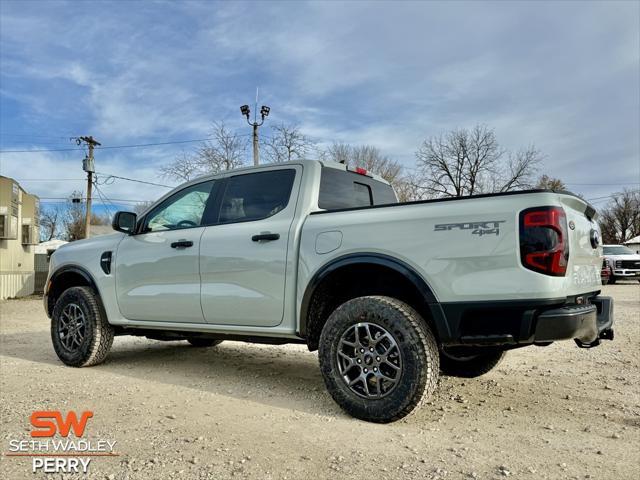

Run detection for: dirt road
[[1, 284, 638, 480]]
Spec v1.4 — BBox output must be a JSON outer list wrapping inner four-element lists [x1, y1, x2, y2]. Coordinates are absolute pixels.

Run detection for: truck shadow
[[0, 329, 343, 417]]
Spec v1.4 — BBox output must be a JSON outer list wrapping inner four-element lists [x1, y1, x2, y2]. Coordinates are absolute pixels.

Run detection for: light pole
[[240, 104, 270, 166]]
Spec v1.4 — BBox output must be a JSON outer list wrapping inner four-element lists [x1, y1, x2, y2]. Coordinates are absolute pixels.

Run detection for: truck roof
[[182, 159, 390, 186]]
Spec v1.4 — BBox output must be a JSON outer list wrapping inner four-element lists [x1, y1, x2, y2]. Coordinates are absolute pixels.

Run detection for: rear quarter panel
[[297, 192, 602, 315]]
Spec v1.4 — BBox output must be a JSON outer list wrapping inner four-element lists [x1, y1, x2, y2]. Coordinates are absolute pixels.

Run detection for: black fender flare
[[45, 265, 101, 317], [298, 253, 451, 341]]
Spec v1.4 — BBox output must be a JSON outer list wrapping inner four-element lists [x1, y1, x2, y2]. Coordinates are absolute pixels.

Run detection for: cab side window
[[144, 181, 215, 232], [218, 170, 296, 224]]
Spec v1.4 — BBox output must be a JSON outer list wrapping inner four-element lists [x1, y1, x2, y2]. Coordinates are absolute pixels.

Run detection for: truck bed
[[299, 189, 602, 304]]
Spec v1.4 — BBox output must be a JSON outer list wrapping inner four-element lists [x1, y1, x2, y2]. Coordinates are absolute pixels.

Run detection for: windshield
[[603, 246, 635, 255]]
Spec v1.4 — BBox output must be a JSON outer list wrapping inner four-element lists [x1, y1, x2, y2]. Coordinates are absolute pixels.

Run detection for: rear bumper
[[440, 295, 614, 348], [535, 296, 613, 346]]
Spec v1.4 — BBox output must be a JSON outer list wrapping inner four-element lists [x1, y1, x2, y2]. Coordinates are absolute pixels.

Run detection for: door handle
[[251, 233, 280, 242], [171, 240, 193, 248]]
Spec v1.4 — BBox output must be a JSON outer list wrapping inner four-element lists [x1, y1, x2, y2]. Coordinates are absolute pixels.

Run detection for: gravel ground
[[1, 284, 638, 480]]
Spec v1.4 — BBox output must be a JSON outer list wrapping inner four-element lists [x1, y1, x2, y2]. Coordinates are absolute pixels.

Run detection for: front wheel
[[440, 348, 505, 378], [319, 296, 439, 423], [51, 286, 114, 367]]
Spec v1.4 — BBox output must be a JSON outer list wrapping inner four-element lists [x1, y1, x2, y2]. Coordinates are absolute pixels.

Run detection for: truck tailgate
[[558, 194, 602, 292]]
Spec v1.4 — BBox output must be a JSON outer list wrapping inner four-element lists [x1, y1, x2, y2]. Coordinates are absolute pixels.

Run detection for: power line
[[566, 182, 640, 186], [586, 188, 640, 202], [37, 196, 148, 203], [0, 134, 256, 154], [95, 172, 174, 188], [0, 146, 84, 153], [15, 178, 86, 182], [92, 182, 118, 216], [15, 175, 174, 188], [38, 199, 140, 205], [0, 133, 74, 140]]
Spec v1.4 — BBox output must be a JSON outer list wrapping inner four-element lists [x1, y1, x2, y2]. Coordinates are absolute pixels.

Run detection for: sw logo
[[7, 410, 116, 475], [30, 410, 93, 438], [30, 411, 94, 474]]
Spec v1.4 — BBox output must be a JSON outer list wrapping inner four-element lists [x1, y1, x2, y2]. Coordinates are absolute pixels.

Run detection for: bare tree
[[415, 125, 541, 197], [598, 189, 640, 243], [159, 151, 201, 182], [197, 121, 247, 171], [62, 193, 86, 241], [39, 205, 62, 241], [323, 142, 416, 200], [350, 145, 403, 184], [160, 122, 247, 181], [392, 172, 431, 202], [536, 174, 566, 190], [323, 142, 352, 165], [60, 193, 110, 241], [323, 143, 403, 183], [262, 123, 316, 163], [133, 201, 154, 215]]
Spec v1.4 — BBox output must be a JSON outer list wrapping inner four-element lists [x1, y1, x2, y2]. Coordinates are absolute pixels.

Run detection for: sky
[[0, 0, 638, 214]]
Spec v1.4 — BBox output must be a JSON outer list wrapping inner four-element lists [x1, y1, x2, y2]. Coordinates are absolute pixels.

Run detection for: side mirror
[[112, 211, 137, 234]]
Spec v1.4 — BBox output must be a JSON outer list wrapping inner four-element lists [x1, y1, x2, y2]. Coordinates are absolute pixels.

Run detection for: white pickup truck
[[45, 160, 614, 422], [602, 244, 640, 283]]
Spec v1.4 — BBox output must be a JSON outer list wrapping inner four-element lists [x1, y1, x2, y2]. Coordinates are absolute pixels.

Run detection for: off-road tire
[[187, 338, 223, 348], [51, 286, 114, 367], [319, 296, 439, 423], [440, 349, 506, 378]]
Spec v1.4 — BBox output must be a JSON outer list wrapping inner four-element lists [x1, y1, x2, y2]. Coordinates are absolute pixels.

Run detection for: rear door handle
[[252, 233, 280, 242], [171, 240, 193, 248]]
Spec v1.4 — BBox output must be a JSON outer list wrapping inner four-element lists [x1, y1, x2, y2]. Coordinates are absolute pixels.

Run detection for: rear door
[[199, 166, 301, 327], [115, 180, 217, 323]]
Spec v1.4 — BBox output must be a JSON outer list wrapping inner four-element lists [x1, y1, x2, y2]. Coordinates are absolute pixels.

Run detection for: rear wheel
[[440, 348, 505, 378], [319, 296, 439, 423], [51, 286, 114, 367], [609, 276, 617, 284], [187, 338, 223, 348]]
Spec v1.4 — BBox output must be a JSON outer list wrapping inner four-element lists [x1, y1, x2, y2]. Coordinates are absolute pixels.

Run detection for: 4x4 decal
[[434, 220, 506, 236]]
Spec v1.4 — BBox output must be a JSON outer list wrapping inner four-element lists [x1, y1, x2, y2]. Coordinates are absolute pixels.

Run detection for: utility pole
[[252, 123, 259, 166], [74, 136, 101, 239], [240, 104, 270, 166]]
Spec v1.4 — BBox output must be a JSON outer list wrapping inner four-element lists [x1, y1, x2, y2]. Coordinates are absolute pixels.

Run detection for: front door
[[115, 180, 216, 323], [200, 167, 300, 327]]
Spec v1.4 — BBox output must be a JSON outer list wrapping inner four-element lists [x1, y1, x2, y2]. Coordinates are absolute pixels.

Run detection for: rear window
[[318, 167, 397, 210]]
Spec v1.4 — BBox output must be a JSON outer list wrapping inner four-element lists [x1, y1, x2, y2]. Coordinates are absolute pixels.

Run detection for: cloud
[[0, 0, 638, 206]]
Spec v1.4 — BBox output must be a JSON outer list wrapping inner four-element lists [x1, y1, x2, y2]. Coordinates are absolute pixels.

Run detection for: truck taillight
[[519, 206, 569, 276], [347, 167, 372, 177]]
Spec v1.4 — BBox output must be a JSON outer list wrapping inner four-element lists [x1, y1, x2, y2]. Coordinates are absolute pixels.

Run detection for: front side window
[[218, 169, 296, 224], [144, 181, 214, 232]]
